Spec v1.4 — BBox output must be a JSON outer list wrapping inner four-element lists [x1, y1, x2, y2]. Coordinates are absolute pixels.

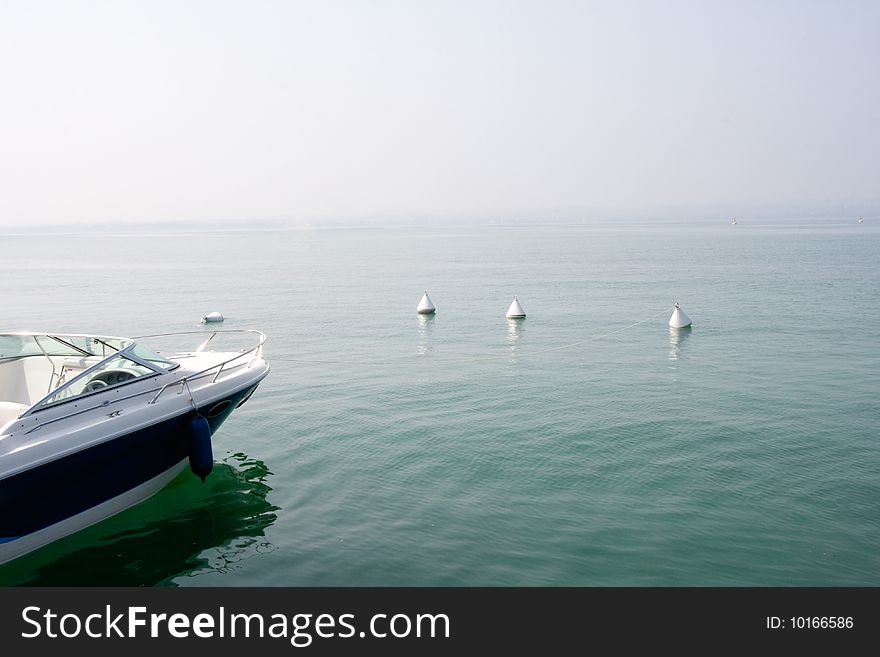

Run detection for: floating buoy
[[188, 414, 214, 483], [202, 311, 224, 323], [669, 302, 692, 328], [506, 295, 526, 319], [417, 291, 436, 314]]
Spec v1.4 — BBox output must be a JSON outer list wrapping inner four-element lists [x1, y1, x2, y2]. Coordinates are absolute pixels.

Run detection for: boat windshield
[[28, 340, 178, 410], [41, 354, 157, 405], [127, 343, 176, 370], [0, 334, 129, 360]]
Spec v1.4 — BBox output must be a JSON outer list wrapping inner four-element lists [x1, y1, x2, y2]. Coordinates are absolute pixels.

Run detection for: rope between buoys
[[498, 307, 670, 358], [272, 307, 671, 366]]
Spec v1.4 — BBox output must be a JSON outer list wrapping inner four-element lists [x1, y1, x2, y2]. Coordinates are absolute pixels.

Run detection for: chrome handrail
[[135, 330, 267, 405]]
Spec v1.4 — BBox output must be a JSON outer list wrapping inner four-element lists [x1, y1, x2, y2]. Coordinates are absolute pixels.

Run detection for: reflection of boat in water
[[0, 330, 270, 566], [0, 451, 278, 585]]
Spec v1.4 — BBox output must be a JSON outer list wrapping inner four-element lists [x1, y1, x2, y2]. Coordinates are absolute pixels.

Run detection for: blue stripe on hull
[[0, 385, 255, 541]]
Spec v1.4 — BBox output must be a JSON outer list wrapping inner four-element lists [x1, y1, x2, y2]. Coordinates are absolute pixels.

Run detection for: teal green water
[[1, 219, 878, 586]]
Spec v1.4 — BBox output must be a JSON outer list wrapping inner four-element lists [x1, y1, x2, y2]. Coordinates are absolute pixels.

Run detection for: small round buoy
[[669, 302, 692, 328], [202, 311, 224, 323], [506, 295, 526, 319], [417, 291, 436, 314], [188, 414, 214, 483]]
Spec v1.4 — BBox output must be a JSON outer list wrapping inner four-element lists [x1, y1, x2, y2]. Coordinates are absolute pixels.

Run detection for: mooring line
[[270, 307, 672, 367], [499, 307, 670, 357]]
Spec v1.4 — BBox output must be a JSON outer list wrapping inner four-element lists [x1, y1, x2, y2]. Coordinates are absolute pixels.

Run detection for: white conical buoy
[[417, 291, 436, 314], [668, 302, 691, 328], [202, 311, 224, 323], [506, 295, 526, 319]]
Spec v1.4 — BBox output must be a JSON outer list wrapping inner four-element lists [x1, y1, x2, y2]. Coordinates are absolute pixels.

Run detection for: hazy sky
[[0, 0, 877, 225]]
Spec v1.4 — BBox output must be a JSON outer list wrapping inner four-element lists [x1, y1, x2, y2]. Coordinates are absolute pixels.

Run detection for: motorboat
[[0, 329, 269, 565]]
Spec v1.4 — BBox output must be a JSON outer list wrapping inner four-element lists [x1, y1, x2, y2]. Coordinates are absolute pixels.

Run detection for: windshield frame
[[23, 340, 180, 415]]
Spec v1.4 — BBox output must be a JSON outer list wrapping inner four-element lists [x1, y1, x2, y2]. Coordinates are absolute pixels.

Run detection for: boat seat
[[0, 401, 29, 434]]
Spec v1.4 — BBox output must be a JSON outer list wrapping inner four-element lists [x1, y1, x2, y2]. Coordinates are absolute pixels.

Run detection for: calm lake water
[[1, 218, 878, 586]]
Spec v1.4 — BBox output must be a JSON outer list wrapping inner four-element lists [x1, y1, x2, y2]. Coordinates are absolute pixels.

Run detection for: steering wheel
[[84, 379, 108, 392], [83, 368, 139, 393]]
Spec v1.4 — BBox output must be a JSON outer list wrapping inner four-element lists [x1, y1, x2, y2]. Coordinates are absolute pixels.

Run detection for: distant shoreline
[[1, 212, 875, 237]]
